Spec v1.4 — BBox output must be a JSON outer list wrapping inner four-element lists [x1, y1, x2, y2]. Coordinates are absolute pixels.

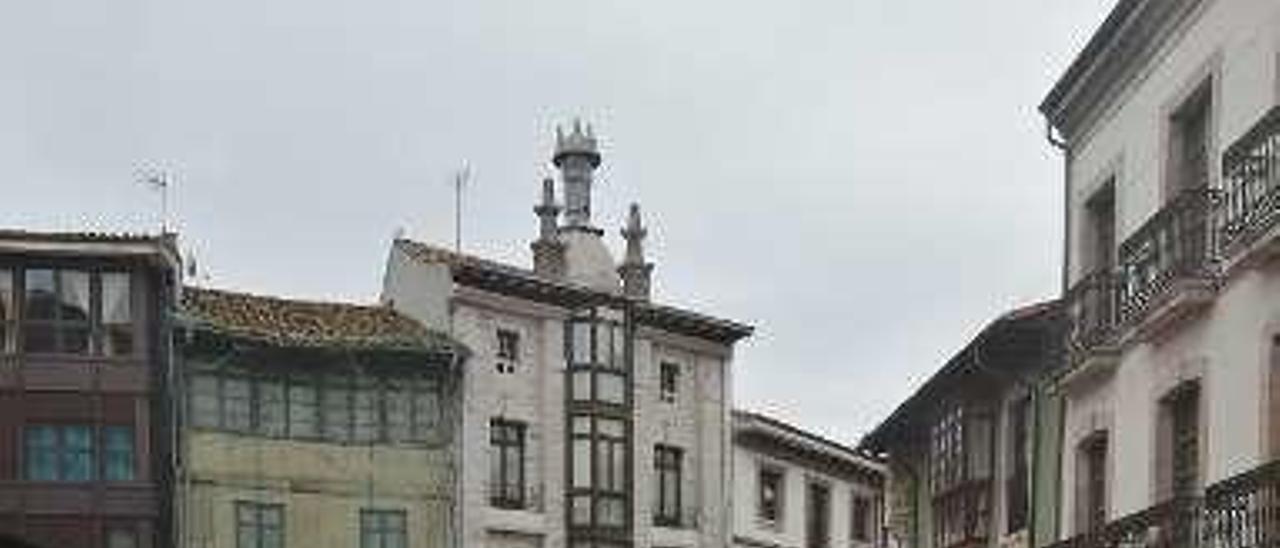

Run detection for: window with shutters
[[490, 418, 527, 509], [653, 445, 683, 527], [1075, 432, 1108, 534]]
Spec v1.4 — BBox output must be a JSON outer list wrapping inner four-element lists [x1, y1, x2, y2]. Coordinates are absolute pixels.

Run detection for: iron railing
[[1118, 186, 1220, 327], [1221, 106, 1280, 254], [487, 482, 545, 512], [1066, 269, 1122, 363], [1049, 496, 1200, 548]]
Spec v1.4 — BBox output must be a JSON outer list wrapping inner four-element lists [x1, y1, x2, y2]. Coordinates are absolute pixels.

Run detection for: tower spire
[[553, 119, 602, 231], [618, 203, 654, 299], [531, 178, 567, 278]]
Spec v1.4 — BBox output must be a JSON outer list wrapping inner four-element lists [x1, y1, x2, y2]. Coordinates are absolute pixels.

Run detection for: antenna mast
[[141, 170, 171, 233], [453, 164, 471, 253]]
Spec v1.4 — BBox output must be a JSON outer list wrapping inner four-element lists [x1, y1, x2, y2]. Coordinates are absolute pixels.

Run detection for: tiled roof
[[0, 229, 173, 243], [394, 239, 753, 343], [181, 286, 459, 353]]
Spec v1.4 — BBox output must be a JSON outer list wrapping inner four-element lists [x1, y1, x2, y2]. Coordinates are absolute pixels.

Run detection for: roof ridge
[[184, 285, 389, 312]]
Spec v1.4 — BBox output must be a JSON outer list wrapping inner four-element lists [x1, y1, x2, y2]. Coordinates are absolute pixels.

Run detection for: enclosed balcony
[[1061, 270, 1122, 383], [1117, 187, 1219, 340], [1220, 106, 1280, 265]]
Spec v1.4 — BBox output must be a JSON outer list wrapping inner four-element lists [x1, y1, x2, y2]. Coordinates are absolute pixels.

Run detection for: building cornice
[[1040, 0, 1206, 142]]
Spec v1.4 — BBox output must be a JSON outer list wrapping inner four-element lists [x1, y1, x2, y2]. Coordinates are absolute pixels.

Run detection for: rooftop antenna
[[140, 170, 171, 233], [452, 164, 472, 253]]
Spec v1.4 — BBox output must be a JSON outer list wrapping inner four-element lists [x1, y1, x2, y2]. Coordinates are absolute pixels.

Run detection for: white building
[[380, 121, 753, 548], [731, 411, 885, 548], [1042, 0, 1280, 542]]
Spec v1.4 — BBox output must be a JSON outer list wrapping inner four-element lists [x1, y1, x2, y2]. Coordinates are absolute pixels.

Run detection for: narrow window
[[236, 502, 284, 548], [410, 378, 440, 442], [223, 377, 252, 432], [807, 482, 831, 548], [654, 445, 683, 527], [497, 329, 519, 360], [758, 466, 784, 524], [1165, 383, 1200, 497], [1085, 183, 1116, 273], [99, 272, 134, 356], [360, 509, 407, 548], [24, 268, 91, 354], [1169, 82, 1212, 194], [660, 362, 679, 403], [1076, 432, 1108, 533], [352, 384, 378, 443], [61, 425, 94, 481], [851, 494, 872, 542], [490, 418, 527, 509], [23, 425, 96, 482], [322, 376, 353, 442], [0, 269, 13, 353], [1006, 397, 1030, 534], [103, 426, 135, 481], [24, 425, 58, 481], [191, 374, 221, 428], [257, 379, 286, 438], [385, 386, 412, 443], [287, 377, 318, 438]]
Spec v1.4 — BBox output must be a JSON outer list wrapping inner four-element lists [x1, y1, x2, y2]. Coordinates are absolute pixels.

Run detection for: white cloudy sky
[[3, 0, 1115, 444]]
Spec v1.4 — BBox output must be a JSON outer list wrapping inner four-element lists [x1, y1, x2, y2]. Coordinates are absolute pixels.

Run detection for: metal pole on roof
[[453, 165, 471, 254], [142, 170, 171, 234]]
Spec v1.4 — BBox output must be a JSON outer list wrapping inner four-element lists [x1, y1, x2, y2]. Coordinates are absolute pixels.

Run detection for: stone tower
[[549, 120, 619, 292]]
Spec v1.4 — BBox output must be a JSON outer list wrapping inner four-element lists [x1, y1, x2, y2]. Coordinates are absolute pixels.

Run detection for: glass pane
[[258, 380, 286, 437], [353, 387, 377, 443], [288, 382, 318, 438], [323, 383, 352, 442], [597, 373, 624, 404], [411, 384, 439, 442], [62, 425, 93, 481], [105, 528, 138, 548], [597, 418, 624, 438], [23, 324, 56, 353], [597, 497, 625, 527], [612, 324, 626, 368], [191, 375, 221, 427], [104, 426, 134, 481], [385, 388, 411, 442], [24, 269, 57, 320], [223, 378, 252, 432], [25, 426, 57, 480], [572, 370, 591, 401], [596, 323, 612, 367], [572, 416, 592, 435], [572, 322, 592, 364], [573, 438, 591, 487], [101, 272, 133, 356], [60, 324, 90, 354], [237, 526, 257, 548], [57, 270, 91, 322], [572, 495, 592, 525]]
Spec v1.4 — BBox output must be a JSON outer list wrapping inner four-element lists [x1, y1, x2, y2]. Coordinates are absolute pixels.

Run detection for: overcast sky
[[3, 0, 1115, 445]]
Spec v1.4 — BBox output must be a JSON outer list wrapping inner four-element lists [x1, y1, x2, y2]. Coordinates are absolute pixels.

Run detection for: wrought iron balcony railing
[[1066, 269, 1122, 363], [487, 482, 545, 512], [1221, 106, 1280, 255], [1048, 459, 1280, 548], [1118, 186, 1220, 328], [653, 506, 701, 529]]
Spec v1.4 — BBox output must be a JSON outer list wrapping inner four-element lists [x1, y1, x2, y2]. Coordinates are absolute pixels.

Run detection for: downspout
[[1047, 116, 1071, 544]]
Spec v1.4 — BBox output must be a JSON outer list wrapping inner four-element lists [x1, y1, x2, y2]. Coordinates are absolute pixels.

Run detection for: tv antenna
[[452, 164, 472, 253], [140, 170, 171, 233]]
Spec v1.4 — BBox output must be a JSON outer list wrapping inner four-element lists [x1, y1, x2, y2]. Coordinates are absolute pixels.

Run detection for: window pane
[[104, 426, 135, 481], [24, 269, 57, 320], [597, 418, 624, 438], [62, 425, 94, 481], [353, 387, 377, 443], [58, 270, 91, 322], [223, 378, 252, 432], [596, 323, 613, 367], [597, 497, 625, 527], [612, 324, 625, 368], [0, 269, 12, 352], [191, 375, 221, 428], [411, 383, 438, 442], [101, 272, 133, 356], [105, 528, 138, 548], [572, 322, 592, 364], [323, 383, 352, 442], [288, 381, 318, 438], [572, 370, 591, 402], [385, 387, 411, 442], [574, 438, 591, 487], [572, 495, 592, 525], [25, 426, 57, 480], [258, 380, 286, 437], [597, 373, 624, 404]]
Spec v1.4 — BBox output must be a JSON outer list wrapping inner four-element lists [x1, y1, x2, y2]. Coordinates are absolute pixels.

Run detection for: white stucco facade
[[1053, 0, 1280, 535]]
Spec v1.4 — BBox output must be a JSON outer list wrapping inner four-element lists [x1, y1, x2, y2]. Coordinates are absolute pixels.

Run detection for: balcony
[[487, 482, 545, 513], [1118, 187, 1220, 340], [1220, 106, 1280, 266], [1049, 459, 1280, 548], [1061, 270, 1122, 386]]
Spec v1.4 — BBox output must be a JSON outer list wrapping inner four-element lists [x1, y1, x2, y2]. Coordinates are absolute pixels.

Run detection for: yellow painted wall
[[182, 430, 454, 548]]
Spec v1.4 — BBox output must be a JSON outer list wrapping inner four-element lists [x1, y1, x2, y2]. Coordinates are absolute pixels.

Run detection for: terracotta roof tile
[[181, 286, 458, 353]]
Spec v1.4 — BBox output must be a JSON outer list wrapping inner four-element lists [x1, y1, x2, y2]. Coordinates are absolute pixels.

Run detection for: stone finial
[[553, 119, 602, 230], [531, 178, 567, 278], [618, 202, 654, 299]]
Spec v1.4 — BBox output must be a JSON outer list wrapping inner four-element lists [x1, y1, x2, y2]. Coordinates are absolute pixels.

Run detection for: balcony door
[[806, 481, 831, 548]]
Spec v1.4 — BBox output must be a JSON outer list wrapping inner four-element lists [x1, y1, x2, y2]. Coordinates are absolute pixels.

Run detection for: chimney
[[531, 178, 567, 278], [618, 203, 654, 299]]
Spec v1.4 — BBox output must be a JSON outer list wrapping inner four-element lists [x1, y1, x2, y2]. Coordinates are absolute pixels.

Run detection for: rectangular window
[[99, 272, 133, 356], [385, 387, 411, 443], [410, 380, 439, 442], [1077, 433, 1108, 533], [490, 419, 526, 509], [497, 329, 519, 360], [659, 362, 678, 403], [287, 379, 318, 438], [257, 380, 286, 438], [1163, 382, 1200, 498], [236, 502, 284, 548], [1085, 183, 1116, 273], [323, 380, 352, 442], [103, 426, 135, 481], [223, 377, 252, 432], [0, 269, 13, 353], [24, 425, 98, 482], [360, 509, 407, 548], [1006, 398, 1030, 534], [852, 495, 872, 542], [1169, 81, 1212, 193], [930, 404, 995, 548], [758, 465, 784, 524], [191, 374, 221, 428], [654, 445, 683, 527], [24, 268, 91, 354], [353, 386, 378, 443], [807, 482, 831, 548]]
